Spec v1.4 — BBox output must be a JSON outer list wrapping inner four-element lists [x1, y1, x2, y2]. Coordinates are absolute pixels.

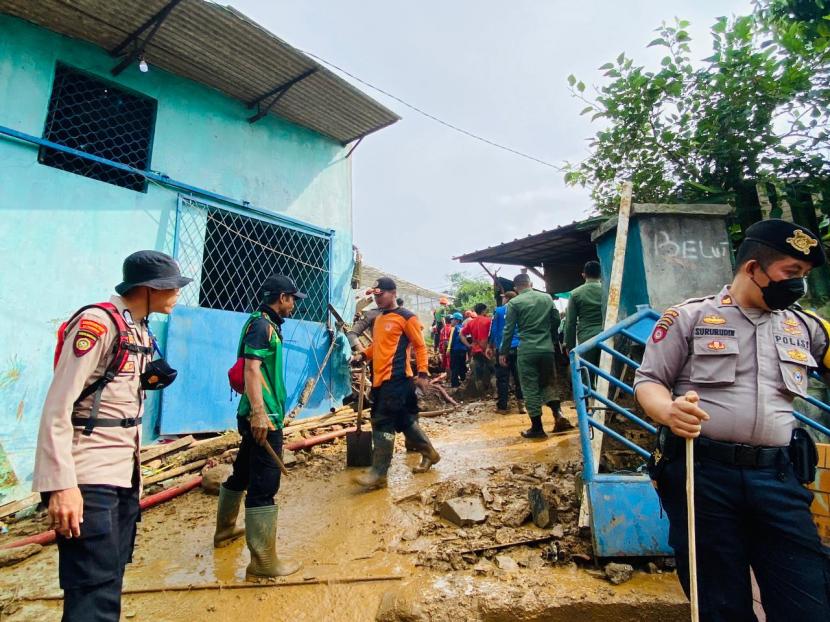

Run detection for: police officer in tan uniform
[[635, 220, 830, 621], [33, 251, 191, 622]]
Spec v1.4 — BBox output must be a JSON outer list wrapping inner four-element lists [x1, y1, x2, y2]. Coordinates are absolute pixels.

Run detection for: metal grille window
[[175, 197, 331, 322], [39, 64, 157, 192]]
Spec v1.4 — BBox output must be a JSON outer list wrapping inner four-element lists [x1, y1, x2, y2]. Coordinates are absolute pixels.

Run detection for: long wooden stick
[[686, 437, 700, 622], [578, 180, 633, 528], [18, 574, 406, 600], [461, 534, 557, 555]]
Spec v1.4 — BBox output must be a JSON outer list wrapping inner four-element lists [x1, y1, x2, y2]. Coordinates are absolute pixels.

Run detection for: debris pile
[[392, 460, 592, 574]]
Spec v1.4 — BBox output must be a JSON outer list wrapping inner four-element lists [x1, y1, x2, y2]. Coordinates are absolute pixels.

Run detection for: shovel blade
[[346, 428, 373, 467]]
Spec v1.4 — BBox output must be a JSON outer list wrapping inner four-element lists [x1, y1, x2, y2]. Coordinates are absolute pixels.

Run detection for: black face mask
[[753, 267, 806, 310], [140, 358, 178, 390]]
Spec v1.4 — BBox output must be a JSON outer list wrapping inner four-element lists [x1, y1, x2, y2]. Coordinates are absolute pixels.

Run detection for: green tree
[[446, 272, 496, 313], [564, 1, 830, 224]]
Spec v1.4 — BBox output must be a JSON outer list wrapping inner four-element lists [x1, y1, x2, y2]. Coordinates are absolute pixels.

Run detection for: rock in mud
[[604, 562, 635, 585], [499, 499, 530, 527], [494, 555, 520, 572], [282, 451, 297, 467], [200, 464, 233, 495], [0, 543, 42, 568], [439, 497, 487, 527], [528, 487, 556, 528], [376, 589, 427, 622]]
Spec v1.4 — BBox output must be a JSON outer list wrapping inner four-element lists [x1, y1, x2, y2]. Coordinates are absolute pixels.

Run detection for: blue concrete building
[[0, 0, 398, 505]]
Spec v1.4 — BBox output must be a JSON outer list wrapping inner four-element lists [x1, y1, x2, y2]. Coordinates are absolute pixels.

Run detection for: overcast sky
[[229, 0, 753, 293]]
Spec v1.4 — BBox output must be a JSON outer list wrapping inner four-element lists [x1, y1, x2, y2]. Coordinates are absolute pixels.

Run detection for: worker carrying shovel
[[635, 220, 830, 621], [214, 274, 303, 580], [351, 277, 440, 489]]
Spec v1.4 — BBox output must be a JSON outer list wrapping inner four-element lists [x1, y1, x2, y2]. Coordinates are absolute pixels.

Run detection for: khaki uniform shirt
[[33, 296, 151, 492], [634, 285, 830, 447]]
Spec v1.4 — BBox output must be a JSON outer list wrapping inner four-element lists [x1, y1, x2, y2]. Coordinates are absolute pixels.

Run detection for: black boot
[[547, 401, 575, 433], [521, 416, 547, 439], [403, 423, 441, 473]]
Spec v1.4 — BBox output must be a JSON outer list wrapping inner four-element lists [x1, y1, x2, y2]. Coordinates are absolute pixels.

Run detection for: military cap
[[744, 219, 826, 267]]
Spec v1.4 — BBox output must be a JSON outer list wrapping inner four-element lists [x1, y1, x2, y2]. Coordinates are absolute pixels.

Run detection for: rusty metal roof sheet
[[454, 217, 606, 267], [0, 0, 399, 144]]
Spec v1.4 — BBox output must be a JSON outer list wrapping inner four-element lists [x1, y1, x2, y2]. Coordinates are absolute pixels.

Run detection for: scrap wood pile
[[139, 406, 371, 490]]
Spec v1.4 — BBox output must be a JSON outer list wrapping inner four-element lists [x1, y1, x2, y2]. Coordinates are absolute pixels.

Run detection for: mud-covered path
[[1, 403, 689, 621]]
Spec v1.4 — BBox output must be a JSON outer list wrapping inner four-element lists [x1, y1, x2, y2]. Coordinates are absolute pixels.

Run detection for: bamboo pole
[[578, 181, 633, 529]]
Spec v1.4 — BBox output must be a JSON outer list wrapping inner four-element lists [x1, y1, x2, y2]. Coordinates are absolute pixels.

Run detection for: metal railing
[[569, 305, 830, 557]]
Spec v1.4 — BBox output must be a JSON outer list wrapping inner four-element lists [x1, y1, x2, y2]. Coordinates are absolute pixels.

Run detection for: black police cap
[[261, 274, 307, 299], [744, 219, 826, 267]]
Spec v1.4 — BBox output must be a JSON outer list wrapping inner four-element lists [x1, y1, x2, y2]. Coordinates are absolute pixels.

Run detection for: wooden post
[[578, 181, 633, 528]]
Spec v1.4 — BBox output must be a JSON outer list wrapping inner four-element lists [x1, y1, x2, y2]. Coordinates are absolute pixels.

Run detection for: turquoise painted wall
[[0, 15, 356, 503]]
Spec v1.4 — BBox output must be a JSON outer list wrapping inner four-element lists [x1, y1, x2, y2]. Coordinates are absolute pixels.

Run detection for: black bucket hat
[[115, 250, 193, 295]]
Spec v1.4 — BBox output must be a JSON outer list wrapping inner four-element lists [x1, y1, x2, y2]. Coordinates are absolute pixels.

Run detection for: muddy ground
[[0, 401, 689, 621]]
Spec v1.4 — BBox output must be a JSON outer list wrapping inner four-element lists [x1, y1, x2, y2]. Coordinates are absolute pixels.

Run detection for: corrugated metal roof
[[454, 217, 606, 267], [0, 0, 399, 145]]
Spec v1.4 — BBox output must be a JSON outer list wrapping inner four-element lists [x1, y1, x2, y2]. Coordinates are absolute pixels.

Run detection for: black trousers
[[656, 449, 830, 621], [52, 485, 140, 622], [224, 416, 284, 508], [450, 351, 468, 387], [495, 348, 523, 409], [370, 377, 420, 433]]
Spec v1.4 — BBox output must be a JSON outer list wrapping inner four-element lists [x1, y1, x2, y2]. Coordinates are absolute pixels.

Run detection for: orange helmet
[[439, 297, 449, 305]]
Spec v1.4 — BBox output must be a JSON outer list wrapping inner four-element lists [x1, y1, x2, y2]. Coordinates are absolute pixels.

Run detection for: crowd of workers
[[27, 219, 830, 622], [429, 261, 604, 437]]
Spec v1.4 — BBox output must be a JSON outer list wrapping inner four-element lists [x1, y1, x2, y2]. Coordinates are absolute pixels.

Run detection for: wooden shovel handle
[[263, 440, 289, 476], [356, 365, 367, 429]]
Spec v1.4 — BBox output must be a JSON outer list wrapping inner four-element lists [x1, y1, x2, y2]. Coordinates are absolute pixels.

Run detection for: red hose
[[285, 427, 355, 451], [0, 477, 203, 550]]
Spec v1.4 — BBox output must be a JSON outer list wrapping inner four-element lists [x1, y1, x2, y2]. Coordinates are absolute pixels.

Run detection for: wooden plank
[[0, 492, 40, 519], [143, 459, 207, 485], [579, 181, 633, 529], [140, 435, 194, 464]]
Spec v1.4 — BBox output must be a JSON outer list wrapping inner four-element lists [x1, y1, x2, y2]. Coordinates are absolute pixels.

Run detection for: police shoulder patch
[[73, 330, 99, 357], [79, 318, 108, 337]]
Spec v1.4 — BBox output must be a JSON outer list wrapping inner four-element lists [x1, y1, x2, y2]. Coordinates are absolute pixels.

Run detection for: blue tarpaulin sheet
[[159, 306, 350, 434]]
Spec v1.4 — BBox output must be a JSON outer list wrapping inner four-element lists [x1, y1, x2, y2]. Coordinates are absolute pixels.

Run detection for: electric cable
[[302, 50, 565, 171]]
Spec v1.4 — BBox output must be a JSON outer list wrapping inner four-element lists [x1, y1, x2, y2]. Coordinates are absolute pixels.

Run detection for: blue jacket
[[449, 325, 469, 353], [490, 305, 519, 350]]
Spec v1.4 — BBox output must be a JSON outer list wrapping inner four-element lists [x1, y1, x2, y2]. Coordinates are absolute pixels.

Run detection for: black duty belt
[[696, 436, 787, 468], [72, 416, 142, 429]]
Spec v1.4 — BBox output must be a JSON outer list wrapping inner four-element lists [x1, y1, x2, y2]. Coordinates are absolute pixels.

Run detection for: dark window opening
[[193, 204, 330, 323], [39, 64, 157, 192]]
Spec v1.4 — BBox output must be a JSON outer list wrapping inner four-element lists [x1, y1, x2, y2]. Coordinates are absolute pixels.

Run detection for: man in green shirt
[[215, 274, 303, 580], [564, 260, 604, 370], [500, 274, 571, 439]]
